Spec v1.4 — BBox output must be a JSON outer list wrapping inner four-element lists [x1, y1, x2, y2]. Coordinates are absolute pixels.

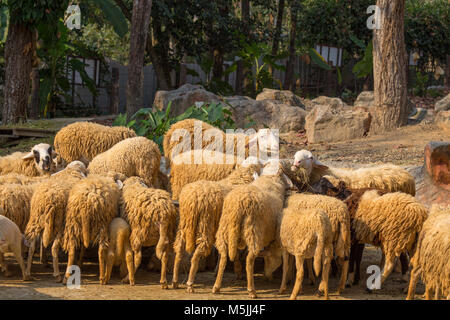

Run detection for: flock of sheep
[[0, 119, 448, 300]]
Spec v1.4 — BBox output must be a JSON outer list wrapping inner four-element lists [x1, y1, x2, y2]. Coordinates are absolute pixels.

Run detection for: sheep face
[[312, 177, 351, 200], [261, 246, 282, 280], [293, 150, 328, 175], [22, 143, 56, 173]]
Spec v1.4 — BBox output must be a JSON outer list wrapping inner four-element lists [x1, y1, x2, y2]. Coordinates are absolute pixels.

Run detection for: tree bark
[[212, 0, 231, 81], [2, 22, 34, 124], [110, 67, 120, 114], [269, 0, 285, 76], [283, 1, 298, 90], [126, 0, 153, 118], [372, 0, 409, 132], [28, 68, 40, 119]]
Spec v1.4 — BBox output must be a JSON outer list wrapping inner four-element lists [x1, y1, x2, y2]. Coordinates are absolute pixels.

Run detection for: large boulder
[[435, 93, 450, 112], [354, 90, 415, 116], [255, 88, 306, 109], [435, 110, 450, 133], [153, 84, 220, 116], [302, 96, 347, 112], [305, 104, 371, 143], [226, 97, 306, 133]]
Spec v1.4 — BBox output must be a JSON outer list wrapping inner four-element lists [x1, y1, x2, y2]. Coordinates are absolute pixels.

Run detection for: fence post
[[110, 67, 120, 115]]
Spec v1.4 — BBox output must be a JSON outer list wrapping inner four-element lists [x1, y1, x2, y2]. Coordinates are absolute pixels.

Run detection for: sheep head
[[22, 143, 58, 173], [292, 150, 328, 176]]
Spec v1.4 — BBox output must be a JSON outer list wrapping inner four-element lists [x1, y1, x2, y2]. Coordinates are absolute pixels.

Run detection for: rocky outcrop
[[255, 88, 306, 109], [305, 104, 371, 143], [435, 93, 450, 112]]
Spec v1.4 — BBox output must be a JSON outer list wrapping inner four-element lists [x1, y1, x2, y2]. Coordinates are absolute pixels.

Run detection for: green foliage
[[5, 0, 69, 26], [351, 37, 373, 79], [405, 0, 450, 68], [113, 101, 239, 151], [412, 71, 429, 97], [0, 6, 8, 42], [37, 19, 97, 117], [89, 0, 128, 38], [308, 48, 332, 71]]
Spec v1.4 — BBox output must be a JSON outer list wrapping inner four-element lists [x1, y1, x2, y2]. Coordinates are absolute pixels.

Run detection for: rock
[[354, 91, 415, 116], [255, 88, 305, 109], [153, 84, 221, 116], [424, 141, 450, 190], [227, 97, 306, 133], [301, 96, 347, 112], [435, 110, 450, 133], [354, 91, 375, 107], [435, 93, 450, 112], [305, 104, 371, 143]]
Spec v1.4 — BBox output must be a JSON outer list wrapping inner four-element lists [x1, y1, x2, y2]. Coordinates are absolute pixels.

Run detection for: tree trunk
[[283, 2, 298, 90], [2, 22, 34, 124], [269, 0, 285, 76], [126, 0, 153, 118], [212, 1, 231, 81], [372, 0, 408, 133], [28, 68, 40, 119], [110, 67, 120, 114]]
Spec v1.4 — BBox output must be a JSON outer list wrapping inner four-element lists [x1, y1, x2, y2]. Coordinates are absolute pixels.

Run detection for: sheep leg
[[39, 237, 48, 266], [98, 244, 108, 285], [0, 252, 11, 276], [279, 249, 290, 294], [425, 285, 434, 300], [63, 246, 76, 285], [337, 256, 349, 295], [212, 251, 227, 294], [380, 252, 396, 286], [406, 265, 420, 300], [160, 250, 169, 290], [133, 248, 142, 272], [290, 255, 305, 300], [51, 238, 62, 282], [399, 253, 409, 281], [246, 252, 257, 299], [13, 245, 31, 281], [317, 247, 332, 300], [104, 248, 115, 285], [25, 238, 36, 277], [233, 251, 244, 280], [77, 246, 85, 268], [434, 285, 441, 300], [124, 245, 135, 286], [172, 247, 183, 289], [186, 248, 202, 293], [306, 258, 315, 285]]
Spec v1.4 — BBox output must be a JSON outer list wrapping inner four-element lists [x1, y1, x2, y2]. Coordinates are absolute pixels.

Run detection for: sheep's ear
[[282, 173, 294, 189], [22, 152, 34, 160], [116, 180, 124, 190]]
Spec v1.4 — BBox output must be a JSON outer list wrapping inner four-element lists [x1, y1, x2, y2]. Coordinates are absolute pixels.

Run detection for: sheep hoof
[[365, 288, 373, 294], [248, 290, 257, 299], [172, 282, 179, 289], [278, 288, 285, 295], [4, 270, 12, 277], [22, 275, 33, 281], [54, 275, 63, 283], [289, 295, 297, 300], [212, 286, 220, 294], [129, 280, 135, 286], [186, 285, 194, 293], [161, 282, 168, 290], [121, 276, 129, 284], [316, 290, 324, 297]]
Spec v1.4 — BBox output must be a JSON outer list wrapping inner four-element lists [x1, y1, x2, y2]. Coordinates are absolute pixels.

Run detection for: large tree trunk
[[126, 0, 153, 118], [371, 0, 408, 133], [2, 22, 34, 124], [283, 2, 298, 90], [211, 1, 231, 81], [269, 0, 285, 76]]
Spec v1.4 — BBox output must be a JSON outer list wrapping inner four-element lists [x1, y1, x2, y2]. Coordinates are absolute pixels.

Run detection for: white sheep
[[104, 217, 135, 286], [88, 136, 162, 189], [293, 150, 416, 196], [0, 215, 31, 281], [212, 160, 293, 298], [0, 143, 58, 177], [279, 207, 334, 300], [172, 160, 263, 292]]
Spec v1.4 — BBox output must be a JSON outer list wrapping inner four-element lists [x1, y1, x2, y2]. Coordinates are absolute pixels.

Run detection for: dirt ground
[[0, 246, 423, 300], [0, 120, 445, 300]]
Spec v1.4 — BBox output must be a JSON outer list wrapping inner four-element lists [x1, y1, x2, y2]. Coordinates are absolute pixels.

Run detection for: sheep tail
[[182, 199, 199, 255], [313, 230, 325, 277], [228, 201, 247, 262], [116, 228, 126, 259], [42, 206, 55, 248], [81, 209, 91, 249]]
